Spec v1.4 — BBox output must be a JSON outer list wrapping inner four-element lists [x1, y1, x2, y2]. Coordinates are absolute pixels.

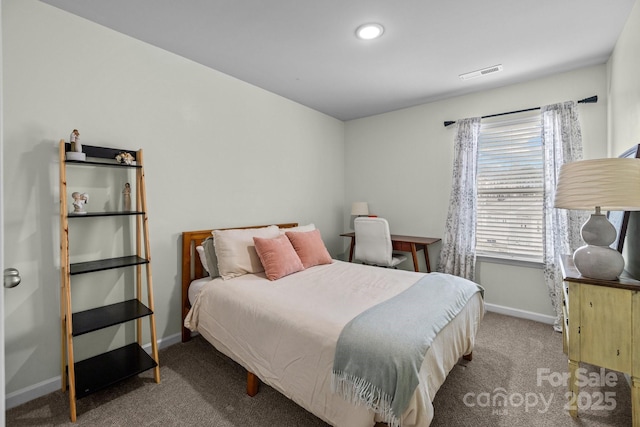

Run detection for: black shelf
[[70, 256, 148, 275], [68, 211, 145, 218], [72, 299, 153, 336], [65, 159, 142, 169], [74, 343, 157, 399], [64, 142, 139, 166]]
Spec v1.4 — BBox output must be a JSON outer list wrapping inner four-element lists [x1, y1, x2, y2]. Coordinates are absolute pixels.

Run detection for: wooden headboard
[[181, 222, 298, 342]]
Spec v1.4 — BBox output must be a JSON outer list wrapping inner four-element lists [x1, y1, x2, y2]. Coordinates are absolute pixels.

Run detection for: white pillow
[[279, 223, 315, 235], [213, 225, 280, 280]]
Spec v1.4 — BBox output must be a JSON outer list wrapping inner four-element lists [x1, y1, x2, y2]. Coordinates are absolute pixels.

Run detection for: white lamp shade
[[351, 202, 369, 216], [554, 158, 640, 211], [554, 157, 640, 280]]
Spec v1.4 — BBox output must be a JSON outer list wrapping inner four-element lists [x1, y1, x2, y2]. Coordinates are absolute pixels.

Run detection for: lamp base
[[573, 244, 624, 280]]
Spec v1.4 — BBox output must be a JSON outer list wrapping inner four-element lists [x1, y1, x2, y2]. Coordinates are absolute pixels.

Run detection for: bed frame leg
[[463, 352, 473, 361], [247, 371, 260, 396], [182, 326, 191, 343]]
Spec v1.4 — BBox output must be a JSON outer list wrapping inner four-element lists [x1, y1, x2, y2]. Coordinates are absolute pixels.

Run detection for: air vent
[[459, 64, 503, 81]]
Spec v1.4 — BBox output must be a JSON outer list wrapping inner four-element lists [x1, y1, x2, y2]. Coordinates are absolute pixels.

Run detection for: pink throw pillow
[[253, 235, 304, 281], [285, 229, 333, 269]]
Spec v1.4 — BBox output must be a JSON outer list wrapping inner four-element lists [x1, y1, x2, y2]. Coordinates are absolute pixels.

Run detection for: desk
[[561, 255, 640, 425], [340, 232, 441, 273]]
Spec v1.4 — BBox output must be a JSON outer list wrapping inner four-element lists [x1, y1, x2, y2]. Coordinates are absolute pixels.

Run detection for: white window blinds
[[476, 114, 544, 262]]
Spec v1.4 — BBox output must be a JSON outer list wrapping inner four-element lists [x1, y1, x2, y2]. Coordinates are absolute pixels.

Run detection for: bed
[[181, 223, 484, 427]]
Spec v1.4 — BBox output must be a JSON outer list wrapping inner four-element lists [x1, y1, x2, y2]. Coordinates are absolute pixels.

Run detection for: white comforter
[[185, 260, 484, 427]]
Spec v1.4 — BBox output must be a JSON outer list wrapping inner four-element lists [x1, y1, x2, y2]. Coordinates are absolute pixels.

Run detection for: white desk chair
[[354, 217, 407, 268]]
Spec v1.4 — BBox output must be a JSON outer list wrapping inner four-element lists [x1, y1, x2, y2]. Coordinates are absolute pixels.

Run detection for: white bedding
[[188, 277, 211, 306], [185, 260, 484, 427]]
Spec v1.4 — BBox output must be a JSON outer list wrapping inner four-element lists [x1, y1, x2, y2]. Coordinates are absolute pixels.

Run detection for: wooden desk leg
[[410, 244, 419, 272], [633, 376, 639, 427], [423, 245, 432, 273], [348, 237, 355, 262], [568, 359, 579, 418]]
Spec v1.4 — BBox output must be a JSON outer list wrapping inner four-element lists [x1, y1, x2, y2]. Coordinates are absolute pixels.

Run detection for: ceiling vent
[[459, 64, 503, 81]]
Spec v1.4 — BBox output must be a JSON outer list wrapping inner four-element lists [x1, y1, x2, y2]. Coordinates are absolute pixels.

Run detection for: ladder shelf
[[59, 140, 160, 421]]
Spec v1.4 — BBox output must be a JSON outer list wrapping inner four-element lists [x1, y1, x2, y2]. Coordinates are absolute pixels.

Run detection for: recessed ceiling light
[[355, 23, 384, 40]]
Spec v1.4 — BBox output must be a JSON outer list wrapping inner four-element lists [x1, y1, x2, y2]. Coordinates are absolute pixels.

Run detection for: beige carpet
[[6, 312, 632, 426]]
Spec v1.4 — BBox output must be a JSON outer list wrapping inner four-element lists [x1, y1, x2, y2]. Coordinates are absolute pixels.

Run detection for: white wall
[[2, 0, 344, 399], [607, 0, 640, 279], [344, 65, 608, 319], [608, 0, 640, 157]]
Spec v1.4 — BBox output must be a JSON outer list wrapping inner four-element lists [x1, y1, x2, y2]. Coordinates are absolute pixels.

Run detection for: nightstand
[[561, 255, 640, 425]]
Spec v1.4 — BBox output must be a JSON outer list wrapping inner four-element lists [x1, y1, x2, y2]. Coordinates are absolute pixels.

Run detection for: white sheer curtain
[[438, 117, 481, 281], [541, 101, 586, 331], [439, 104, 584, 328]]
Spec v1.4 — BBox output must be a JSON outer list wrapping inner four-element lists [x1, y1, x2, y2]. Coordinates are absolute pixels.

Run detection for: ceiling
[[40, 0, 636, 121]]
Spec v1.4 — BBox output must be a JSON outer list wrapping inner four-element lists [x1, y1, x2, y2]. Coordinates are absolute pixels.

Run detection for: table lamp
[[554, 158, 640, 280], [351, 202, 369, 217]]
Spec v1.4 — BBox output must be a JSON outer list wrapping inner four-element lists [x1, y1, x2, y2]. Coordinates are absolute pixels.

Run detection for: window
[[476, 114, 543, 262]]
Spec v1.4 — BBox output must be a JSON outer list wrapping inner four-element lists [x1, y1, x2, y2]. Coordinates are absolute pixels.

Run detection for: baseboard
[[5, 376, 62, 410], [5, 333, 182, 410], [484, 302, 556, 325], [141, 332, 182, 353]]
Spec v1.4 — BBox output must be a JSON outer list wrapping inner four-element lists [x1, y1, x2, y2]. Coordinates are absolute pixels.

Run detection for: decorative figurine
[[66, 129, 86, 161], [71, 192, 89, 214], [115, 152, 134, 165], [123, 183, 131, 211], [70, 129, 81, 152]]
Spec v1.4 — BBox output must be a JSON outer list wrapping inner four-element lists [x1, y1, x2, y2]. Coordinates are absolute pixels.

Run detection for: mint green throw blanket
[[331, 273, 483, 427]]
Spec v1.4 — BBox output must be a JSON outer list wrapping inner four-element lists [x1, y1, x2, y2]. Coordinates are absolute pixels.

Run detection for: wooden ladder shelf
[[58, 140, 160, 421]]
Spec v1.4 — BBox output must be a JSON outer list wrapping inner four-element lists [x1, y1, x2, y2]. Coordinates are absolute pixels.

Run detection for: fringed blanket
[[331, 272, 483, 427]]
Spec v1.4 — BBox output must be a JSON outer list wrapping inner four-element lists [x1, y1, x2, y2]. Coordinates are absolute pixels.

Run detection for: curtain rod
[[443, 95, 598, 127]]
